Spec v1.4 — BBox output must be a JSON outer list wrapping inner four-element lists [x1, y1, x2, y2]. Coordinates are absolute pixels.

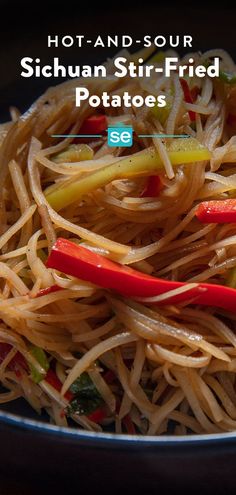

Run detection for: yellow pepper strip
[[130, 45, 156, 64], [226, 268, 236, 288], [147, 50, 166, 64], [37, 249, 47, 262], [45, 138, 211, 212], [152, 95, 172, 125], [52, 144, 94, 163]]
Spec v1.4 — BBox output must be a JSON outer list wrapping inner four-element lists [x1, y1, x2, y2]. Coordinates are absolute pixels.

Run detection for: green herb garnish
[[67, 372, 103, 416], [29, 346, 49, 384]]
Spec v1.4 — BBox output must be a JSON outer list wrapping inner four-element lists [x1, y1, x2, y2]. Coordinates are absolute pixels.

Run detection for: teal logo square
[[107, 123, 133, 147]]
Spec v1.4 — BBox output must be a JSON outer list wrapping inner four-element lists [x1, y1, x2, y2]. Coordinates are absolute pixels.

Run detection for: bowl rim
[[1, 408, 236, 447]]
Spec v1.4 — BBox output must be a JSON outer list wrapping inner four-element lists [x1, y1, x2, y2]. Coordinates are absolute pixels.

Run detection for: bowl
[[0, 402, 236, 494]]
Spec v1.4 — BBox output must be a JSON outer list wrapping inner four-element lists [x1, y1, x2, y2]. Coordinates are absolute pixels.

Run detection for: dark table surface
[[0, 1, 236, 119]]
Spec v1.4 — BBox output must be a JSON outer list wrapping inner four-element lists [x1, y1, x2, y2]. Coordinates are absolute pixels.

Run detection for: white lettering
[[62, 36, 74, 47], [122, 35, 132, 47], [110, 131, 120, 144], [20, 57, 34, 77], [75, 35, 85, 47], [120, 131, 130, 143], [207, 58, 219, 77], [154, 36, 166, 47], [165, 57, 178, 76], [48, 35, 58, 47], [184, 35, 193, 47], [114, 57, 128, 77], [157, 95, 166, 107], [143, 35, 151, 47], [94, 36, 105, 48], [75, 87, 90, 106]]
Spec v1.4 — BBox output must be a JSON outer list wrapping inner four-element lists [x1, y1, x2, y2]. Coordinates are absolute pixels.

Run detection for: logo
[[107, 123, 133, 147]]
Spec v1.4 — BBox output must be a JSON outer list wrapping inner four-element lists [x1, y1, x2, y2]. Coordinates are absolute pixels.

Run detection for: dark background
[[0, 1, 236, 121]]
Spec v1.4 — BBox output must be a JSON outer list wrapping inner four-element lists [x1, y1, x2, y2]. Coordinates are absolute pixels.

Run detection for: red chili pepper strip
[[190, 86, 200, 102], [180, 78, 196, 122], [196, 199, 236, 224], [227, 113, 236, 127], [36, 285, 62, 298], [115, 398, 136, 433], [0, 343, 28, 373], [10, 352, 28, 373], [0, 343, 14, 364], [140, 175, 163, 198], [87, 407, 107, 423], [45, 369, 73, 401], [122, 414, 136, 434], [103, 369, 116, 385], [46, 238, 236, 313], [79, 115, 107, 135]]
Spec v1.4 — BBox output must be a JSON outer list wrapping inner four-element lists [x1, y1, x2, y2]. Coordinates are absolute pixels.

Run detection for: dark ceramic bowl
[[1, 406, 236, 494], [0, 3, 236, 493]]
